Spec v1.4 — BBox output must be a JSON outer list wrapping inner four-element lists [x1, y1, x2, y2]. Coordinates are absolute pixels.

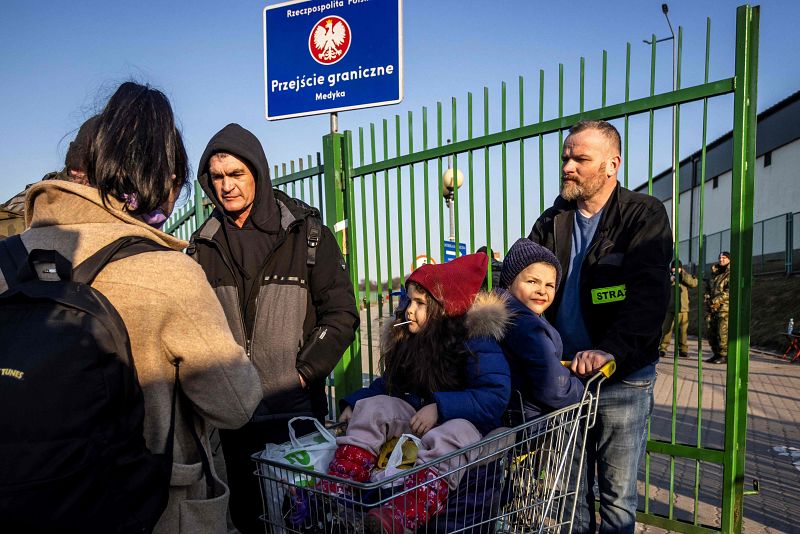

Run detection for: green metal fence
[[163, 178, 213, 240], [165, 5, 760, 532], [678, 211, 799, 276]]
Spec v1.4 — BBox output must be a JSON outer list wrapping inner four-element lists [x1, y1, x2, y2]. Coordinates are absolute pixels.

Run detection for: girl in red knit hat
[[326, 252, 511, 533]]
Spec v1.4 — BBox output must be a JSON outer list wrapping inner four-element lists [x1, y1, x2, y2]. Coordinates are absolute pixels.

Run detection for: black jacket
[[189, 124, 359, 421], [529, 183, 671, 380]]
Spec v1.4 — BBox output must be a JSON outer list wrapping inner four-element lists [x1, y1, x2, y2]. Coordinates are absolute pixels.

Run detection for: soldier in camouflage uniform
[[0, 116, 96, 238], [704, 251, 730, 364], [659, 260, 698, 358]]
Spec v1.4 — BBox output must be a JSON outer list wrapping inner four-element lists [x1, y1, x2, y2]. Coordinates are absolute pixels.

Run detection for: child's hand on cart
[[410, 404, 438, 436]]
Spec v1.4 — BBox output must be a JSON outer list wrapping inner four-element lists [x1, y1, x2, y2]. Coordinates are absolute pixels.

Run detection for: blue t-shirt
[[555, 209, 603, 359]]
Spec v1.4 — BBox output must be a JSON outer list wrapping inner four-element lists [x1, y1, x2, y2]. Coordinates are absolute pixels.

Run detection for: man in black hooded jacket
[[189, 123, 359, 533]]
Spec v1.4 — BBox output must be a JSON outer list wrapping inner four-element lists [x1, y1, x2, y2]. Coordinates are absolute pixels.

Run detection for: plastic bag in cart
[[371, 433, 422, 488], [257, 417, 337, 533]]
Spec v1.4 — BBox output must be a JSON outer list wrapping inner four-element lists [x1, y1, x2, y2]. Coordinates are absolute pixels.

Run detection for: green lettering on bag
[[591, 284, 626, 304], [284, 450, 311, 466]]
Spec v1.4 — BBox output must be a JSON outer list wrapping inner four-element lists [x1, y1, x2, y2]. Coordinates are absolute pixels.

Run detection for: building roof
[[635, 90, 800, 200]]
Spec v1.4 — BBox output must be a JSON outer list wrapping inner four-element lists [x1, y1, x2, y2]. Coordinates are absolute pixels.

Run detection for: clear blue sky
[[1, 0, 797, 208]]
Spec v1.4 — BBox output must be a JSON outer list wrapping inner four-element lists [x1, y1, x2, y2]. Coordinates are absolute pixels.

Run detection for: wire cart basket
[[253, 361, 615, 534]]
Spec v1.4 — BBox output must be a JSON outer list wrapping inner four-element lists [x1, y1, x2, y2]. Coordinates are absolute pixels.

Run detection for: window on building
[[764, 150, 772, 167], [712, 176, 719, 189]]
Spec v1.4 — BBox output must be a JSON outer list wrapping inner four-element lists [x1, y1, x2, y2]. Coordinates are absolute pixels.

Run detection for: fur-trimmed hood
[[382, 290, 511, 349], [465, 290, 512, 340]]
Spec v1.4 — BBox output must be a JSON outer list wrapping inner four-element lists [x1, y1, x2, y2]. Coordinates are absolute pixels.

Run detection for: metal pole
[[722, 6, 759, 532], [446, 142, 455, 241], [448, 193, 455, 241], [323, 127, 362, 402], [330, 112, 338, 134], [663, 4, 678, 247]]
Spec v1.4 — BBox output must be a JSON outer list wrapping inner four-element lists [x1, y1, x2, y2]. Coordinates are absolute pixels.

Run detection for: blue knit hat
[[500, 238, 562, 289]]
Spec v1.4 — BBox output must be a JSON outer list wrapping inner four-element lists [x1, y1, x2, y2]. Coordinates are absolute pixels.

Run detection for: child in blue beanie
[[499, 238, 584, 422]]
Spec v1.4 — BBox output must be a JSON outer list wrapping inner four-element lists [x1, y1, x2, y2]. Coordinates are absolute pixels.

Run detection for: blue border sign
[[263, 0, 403, 121], [443, 240, 467, 263]]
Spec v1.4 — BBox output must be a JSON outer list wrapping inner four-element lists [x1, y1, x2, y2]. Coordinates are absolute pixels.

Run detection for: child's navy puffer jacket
[[499, 288, 584, 422]]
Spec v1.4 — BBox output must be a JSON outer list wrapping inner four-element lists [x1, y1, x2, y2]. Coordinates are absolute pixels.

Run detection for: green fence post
[[193, 179, 204, 229], [722, 5, 759, 533], [323, 131, 362, 408]]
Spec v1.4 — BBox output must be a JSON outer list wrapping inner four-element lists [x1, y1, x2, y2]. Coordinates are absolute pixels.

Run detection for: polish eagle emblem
[[309, 16, 351, 65]]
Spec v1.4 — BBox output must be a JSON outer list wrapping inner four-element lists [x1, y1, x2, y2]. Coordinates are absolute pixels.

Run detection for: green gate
[[165, 5, 759, 532]]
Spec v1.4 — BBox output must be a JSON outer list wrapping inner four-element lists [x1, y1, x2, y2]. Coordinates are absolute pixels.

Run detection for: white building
[[636, 91, 800, 274]]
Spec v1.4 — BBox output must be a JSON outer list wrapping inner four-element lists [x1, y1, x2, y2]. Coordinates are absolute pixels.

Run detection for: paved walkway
[[638, 340, 800, 533]]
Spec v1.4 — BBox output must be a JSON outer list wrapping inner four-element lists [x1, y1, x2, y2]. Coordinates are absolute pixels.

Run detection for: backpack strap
[[277, 192, 323, 268], [306, 214, 321, 267], [285, 194, 322, 268], [73, 237, 173, 285], [0, 235, 30, 288]]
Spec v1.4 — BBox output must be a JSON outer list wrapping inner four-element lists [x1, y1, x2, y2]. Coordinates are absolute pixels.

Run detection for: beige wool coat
[[0, 181, 263, 533]]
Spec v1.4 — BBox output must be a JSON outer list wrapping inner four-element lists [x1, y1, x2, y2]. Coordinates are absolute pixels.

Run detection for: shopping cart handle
[[561, 359, 616, 378]]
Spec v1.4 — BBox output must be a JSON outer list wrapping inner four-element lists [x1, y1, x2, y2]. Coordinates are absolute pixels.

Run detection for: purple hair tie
[[123, 193, 169, 230]]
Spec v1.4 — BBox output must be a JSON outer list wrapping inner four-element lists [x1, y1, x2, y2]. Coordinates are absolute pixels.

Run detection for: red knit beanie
[[406, 253, 488, 317]]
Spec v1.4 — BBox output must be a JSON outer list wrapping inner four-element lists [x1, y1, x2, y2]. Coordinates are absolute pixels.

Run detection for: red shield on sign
[[309, 16, 352, 65]]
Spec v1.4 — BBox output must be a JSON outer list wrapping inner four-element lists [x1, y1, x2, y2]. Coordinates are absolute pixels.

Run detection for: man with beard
[[528, 120, 671, 533]]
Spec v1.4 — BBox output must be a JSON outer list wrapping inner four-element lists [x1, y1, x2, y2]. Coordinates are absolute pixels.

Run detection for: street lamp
[[442, 140, 464, 242], [644, 4, 678, 249], [646, 5, 684, 358]]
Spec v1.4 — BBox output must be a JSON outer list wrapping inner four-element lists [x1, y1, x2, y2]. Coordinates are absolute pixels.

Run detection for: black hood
[[198, 123, 278, 230]]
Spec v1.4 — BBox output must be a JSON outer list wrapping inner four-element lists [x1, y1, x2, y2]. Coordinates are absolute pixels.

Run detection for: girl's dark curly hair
[[380, 282, 471, 400]]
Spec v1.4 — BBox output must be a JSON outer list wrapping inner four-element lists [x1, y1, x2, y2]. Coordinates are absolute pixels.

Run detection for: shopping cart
[[253, 361, 615, 534]]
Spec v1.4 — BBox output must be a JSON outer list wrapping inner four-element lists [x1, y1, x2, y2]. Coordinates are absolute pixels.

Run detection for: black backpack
[[0, 235, 212, 533]]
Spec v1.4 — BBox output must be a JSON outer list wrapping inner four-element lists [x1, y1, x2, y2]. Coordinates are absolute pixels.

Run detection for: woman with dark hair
[[89, 81, 190, 228], [0, 81, 261, 532]]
